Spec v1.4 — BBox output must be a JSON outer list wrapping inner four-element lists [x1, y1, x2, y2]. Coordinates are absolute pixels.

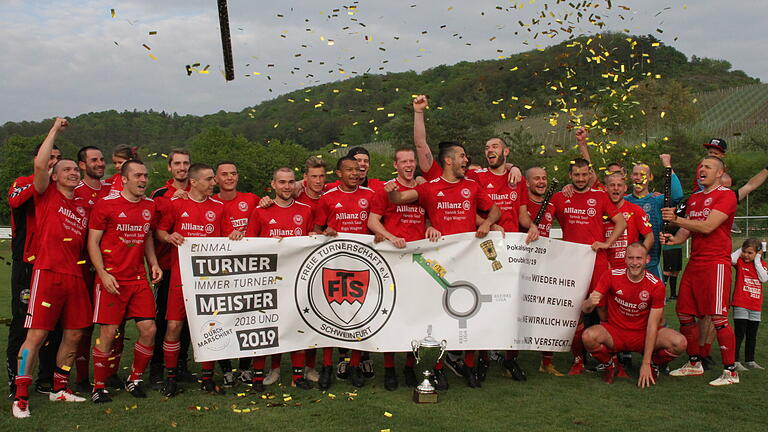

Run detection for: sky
[[1, 0, 765, 124]]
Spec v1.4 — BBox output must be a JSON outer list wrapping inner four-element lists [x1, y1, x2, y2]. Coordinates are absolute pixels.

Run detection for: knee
[[671, 333, 687, 355], [581, 328, 597, 348], [165, 321, 182, 338], [139, 321, 157, 341]]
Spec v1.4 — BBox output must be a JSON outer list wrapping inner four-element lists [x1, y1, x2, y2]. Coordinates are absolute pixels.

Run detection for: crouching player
[[88, 160, 162, 402], [581, 243, 687, 387]]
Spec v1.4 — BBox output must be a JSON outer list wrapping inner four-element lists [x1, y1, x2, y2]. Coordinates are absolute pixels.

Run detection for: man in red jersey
[[322, 147, 386, 193], [313, 156, 375, 389], [148, 149, 192, 387], [368, 147, 424, 391], [388, 141, 501, 389], [549, 158, 626, 376], [296, 156, 326, 210], [603, 173, 654, 270], [242, 167, 315, 392], [73, 146, 109, 205], [12, 118, 91, 418], [582, 243, 687, 387], [661, 156, 740, 386], [7, 144, 62, 398], [88, 160, 162, 403], [156, 163, 225, 396]]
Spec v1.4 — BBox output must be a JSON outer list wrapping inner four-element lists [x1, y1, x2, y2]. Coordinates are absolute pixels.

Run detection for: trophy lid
[[419, 325, 442, 348]]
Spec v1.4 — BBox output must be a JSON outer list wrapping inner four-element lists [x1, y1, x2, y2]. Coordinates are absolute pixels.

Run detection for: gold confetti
[[63, 238, 72, 242], [149, 54, 157, 60], [61, 365, 71, 371], [77, 260, 86, 265], [384, 412, 393, 417], [110, 9, 115, 18]]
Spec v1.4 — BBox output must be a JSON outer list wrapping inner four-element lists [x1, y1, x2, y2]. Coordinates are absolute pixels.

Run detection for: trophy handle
[[437, 340, 447, 361], [411, 340, 420, 362]]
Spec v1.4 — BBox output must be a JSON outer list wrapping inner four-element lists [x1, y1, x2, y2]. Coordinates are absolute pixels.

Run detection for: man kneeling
[[582, 242, 687, 387]]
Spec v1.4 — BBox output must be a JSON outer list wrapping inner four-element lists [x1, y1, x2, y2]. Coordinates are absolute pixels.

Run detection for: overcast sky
[[1, 0, 765, 124]]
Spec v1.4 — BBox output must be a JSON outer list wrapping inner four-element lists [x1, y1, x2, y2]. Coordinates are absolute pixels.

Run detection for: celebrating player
[[297, 156, 327, 210], [661, 156, 740, 386], [13, 118, 92, 418], [73, 146, 109, 205], [582, 243, 687, 387], [156, 163, 225, 396], [88, 160, 162, 403], [603, 172, 654, 269], [549, 158, 627, 375]]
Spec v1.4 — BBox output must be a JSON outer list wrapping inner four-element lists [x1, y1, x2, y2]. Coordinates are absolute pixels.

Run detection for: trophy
[[479, 239, 502, 271], [411, 325, 447, 403]]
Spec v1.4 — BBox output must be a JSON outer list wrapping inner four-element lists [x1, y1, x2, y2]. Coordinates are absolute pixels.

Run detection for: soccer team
[[5, 95, 767, 419]]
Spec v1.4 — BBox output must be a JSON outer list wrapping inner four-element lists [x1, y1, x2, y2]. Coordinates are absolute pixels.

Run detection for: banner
[[179, 232, 595, 362]]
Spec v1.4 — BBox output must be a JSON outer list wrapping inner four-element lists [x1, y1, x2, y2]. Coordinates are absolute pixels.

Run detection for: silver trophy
[[411, 325, 447, 403]]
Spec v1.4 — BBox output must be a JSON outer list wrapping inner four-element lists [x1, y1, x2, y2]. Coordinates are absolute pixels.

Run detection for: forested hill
[[0, 33, 757, 153]]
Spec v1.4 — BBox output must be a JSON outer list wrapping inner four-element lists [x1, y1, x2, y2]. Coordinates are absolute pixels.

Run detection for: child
[[731, 238, 768, 370]]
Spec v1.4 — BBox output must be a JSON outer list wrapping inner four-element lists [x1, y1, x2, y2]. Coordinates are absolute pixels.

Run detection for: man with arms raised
[[549, 158, 627, 375], [88, 160, 162, 403], [313, 156, 376, 389], [582, 243, 687, 386], [388, 141, 501, 388], [243, 168, 315, 392], [368, 148, 425, 390], [13, 118, 91, 418], [661, 156, 740, 386], [156, 163, 225, 396]]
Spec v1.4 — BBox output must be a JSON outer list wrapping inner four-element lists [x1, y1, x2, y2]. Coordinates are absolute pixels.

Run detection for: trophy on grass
[[411, 325, 447, 403]]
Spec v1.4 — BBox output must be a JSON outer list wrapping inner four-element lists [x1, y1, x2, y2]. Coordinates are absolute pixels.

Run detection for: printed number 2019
[[236, 327, 279, 351]]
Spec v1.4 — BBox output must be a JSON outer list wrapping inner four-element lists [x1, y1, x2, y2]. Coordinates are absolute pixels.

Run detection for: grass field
[[1, 244, 767, 431]]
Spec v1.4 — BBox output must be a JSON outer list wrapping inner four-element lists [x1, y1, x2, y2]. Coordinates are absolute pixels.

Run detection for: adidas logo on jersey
[[118, 212, 127, 218], [181, 211, 190, 217], [487, 183, 494, 189], [269, 219, 277, 224], [437, 191, 445, 197], [334, 203, 343, 208], [616, 290, 623, 295]]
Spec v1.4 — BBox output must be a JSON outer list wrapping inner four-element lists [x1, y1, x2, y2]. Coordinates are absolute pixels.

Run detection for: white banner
[[179, 232, 595, 362]]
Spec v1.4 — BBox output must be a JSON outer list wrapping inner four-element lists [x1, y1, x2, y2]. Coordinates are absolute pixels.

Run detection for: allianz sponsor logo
[[58, 206, 83, 224], [181, 222, 206, 231], [437, 200, 470, 210], [117, 223, 150, 233]]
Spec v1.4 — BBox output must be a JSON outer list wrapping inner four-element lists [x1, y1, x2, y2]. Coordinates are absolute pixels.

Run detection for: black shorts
[[662, 248, 683, 272]]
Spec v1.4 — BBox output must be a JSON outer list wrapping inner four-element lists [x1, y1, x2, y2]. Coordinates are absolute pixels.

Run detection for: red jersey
[[415, 177, 494, 235], [150, 179, 191, 270], [595, 268, 666, 332], [216, 191, 259, 235], [603, 201, 652, 269], [73, 179, 112, 206], [422, 160, 442, 181], [685, 185, 736, 263], [296, 190, 322, 211], [370, 179, 426, 242], [33, 184, 91, 277], [107, 172, 123, 192], [89, 194, 156, 281], [551, 188, 617, 245], [467, 168, 528, 232], [526, 197, 556, 238], [314, 186, 375, 234], [246, 200, 314, 238], [732, 257, 767, 311], [158, 196, 224, 262], [8, 175, 37, 262], [324, 178, 386, 193]]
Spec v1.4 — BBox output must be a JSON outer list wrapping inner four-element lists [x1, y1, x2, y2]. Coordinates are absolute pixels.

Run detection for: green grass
[[1, 244, 768, 431]]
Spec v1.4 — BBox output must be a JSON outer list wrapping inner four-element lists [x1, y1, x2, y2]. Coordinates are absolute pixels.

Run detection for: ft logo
[[295, 239, 396, 342]]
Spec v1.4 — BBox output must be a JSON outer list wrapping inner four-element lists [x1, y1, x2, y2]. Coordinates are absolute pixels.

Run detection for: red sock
[[506, 350, 519, 360], [571, 323, 585, 359], [252, 356, 266, 376], [322, 348, 334, 366], [350, 350, 362, 367], [162, 340, 180, 373], [712, 316, 736, 366], [129, 342, 154, 381], [75, 328, 92, 383], [434, 359, 443, 370], [678, 315, 700, 358], [700, 343, 712, 358], [587, 344, 612, 364], [201, 361, 215, 379], [108, 333, 125, 377], [290, 351, 304, 381], [305, 349, 317, 368], [53, 367, 71, 392], [271, 354, 282, 369], [464, 351, 476, 368], [651, 348, 678, 366], [14, 375, 32, 399], [405, 353, 416, 368], [383, 352, 395, 368], [92, 347, 110, 390], [541, 352, 554, 366]]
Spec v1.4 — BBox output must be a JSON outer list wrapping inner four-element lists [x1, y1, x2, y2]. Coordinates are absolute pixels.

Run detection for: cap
[[347, 146, 370, 158], [703, 138, 727, 153]]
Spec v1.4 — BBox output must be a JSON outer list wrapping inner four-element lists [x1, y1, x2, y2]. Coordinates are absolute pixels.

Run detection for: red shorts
[[588, 254, 610, 294], [166, 266, 186, 321], [25, 269, 92, 331], [603, 322, 645, 353], [93, 277, 156, 325], [676, 260, 731, 317]]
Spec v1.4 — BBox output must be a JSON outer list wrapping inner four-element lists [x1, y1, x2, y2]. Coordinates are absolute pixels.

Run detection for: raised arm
[[34, 117, 68, 194], [575, 127, 597, 188], [413, 95, 433, 173], [737, 166, 768, 202]]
